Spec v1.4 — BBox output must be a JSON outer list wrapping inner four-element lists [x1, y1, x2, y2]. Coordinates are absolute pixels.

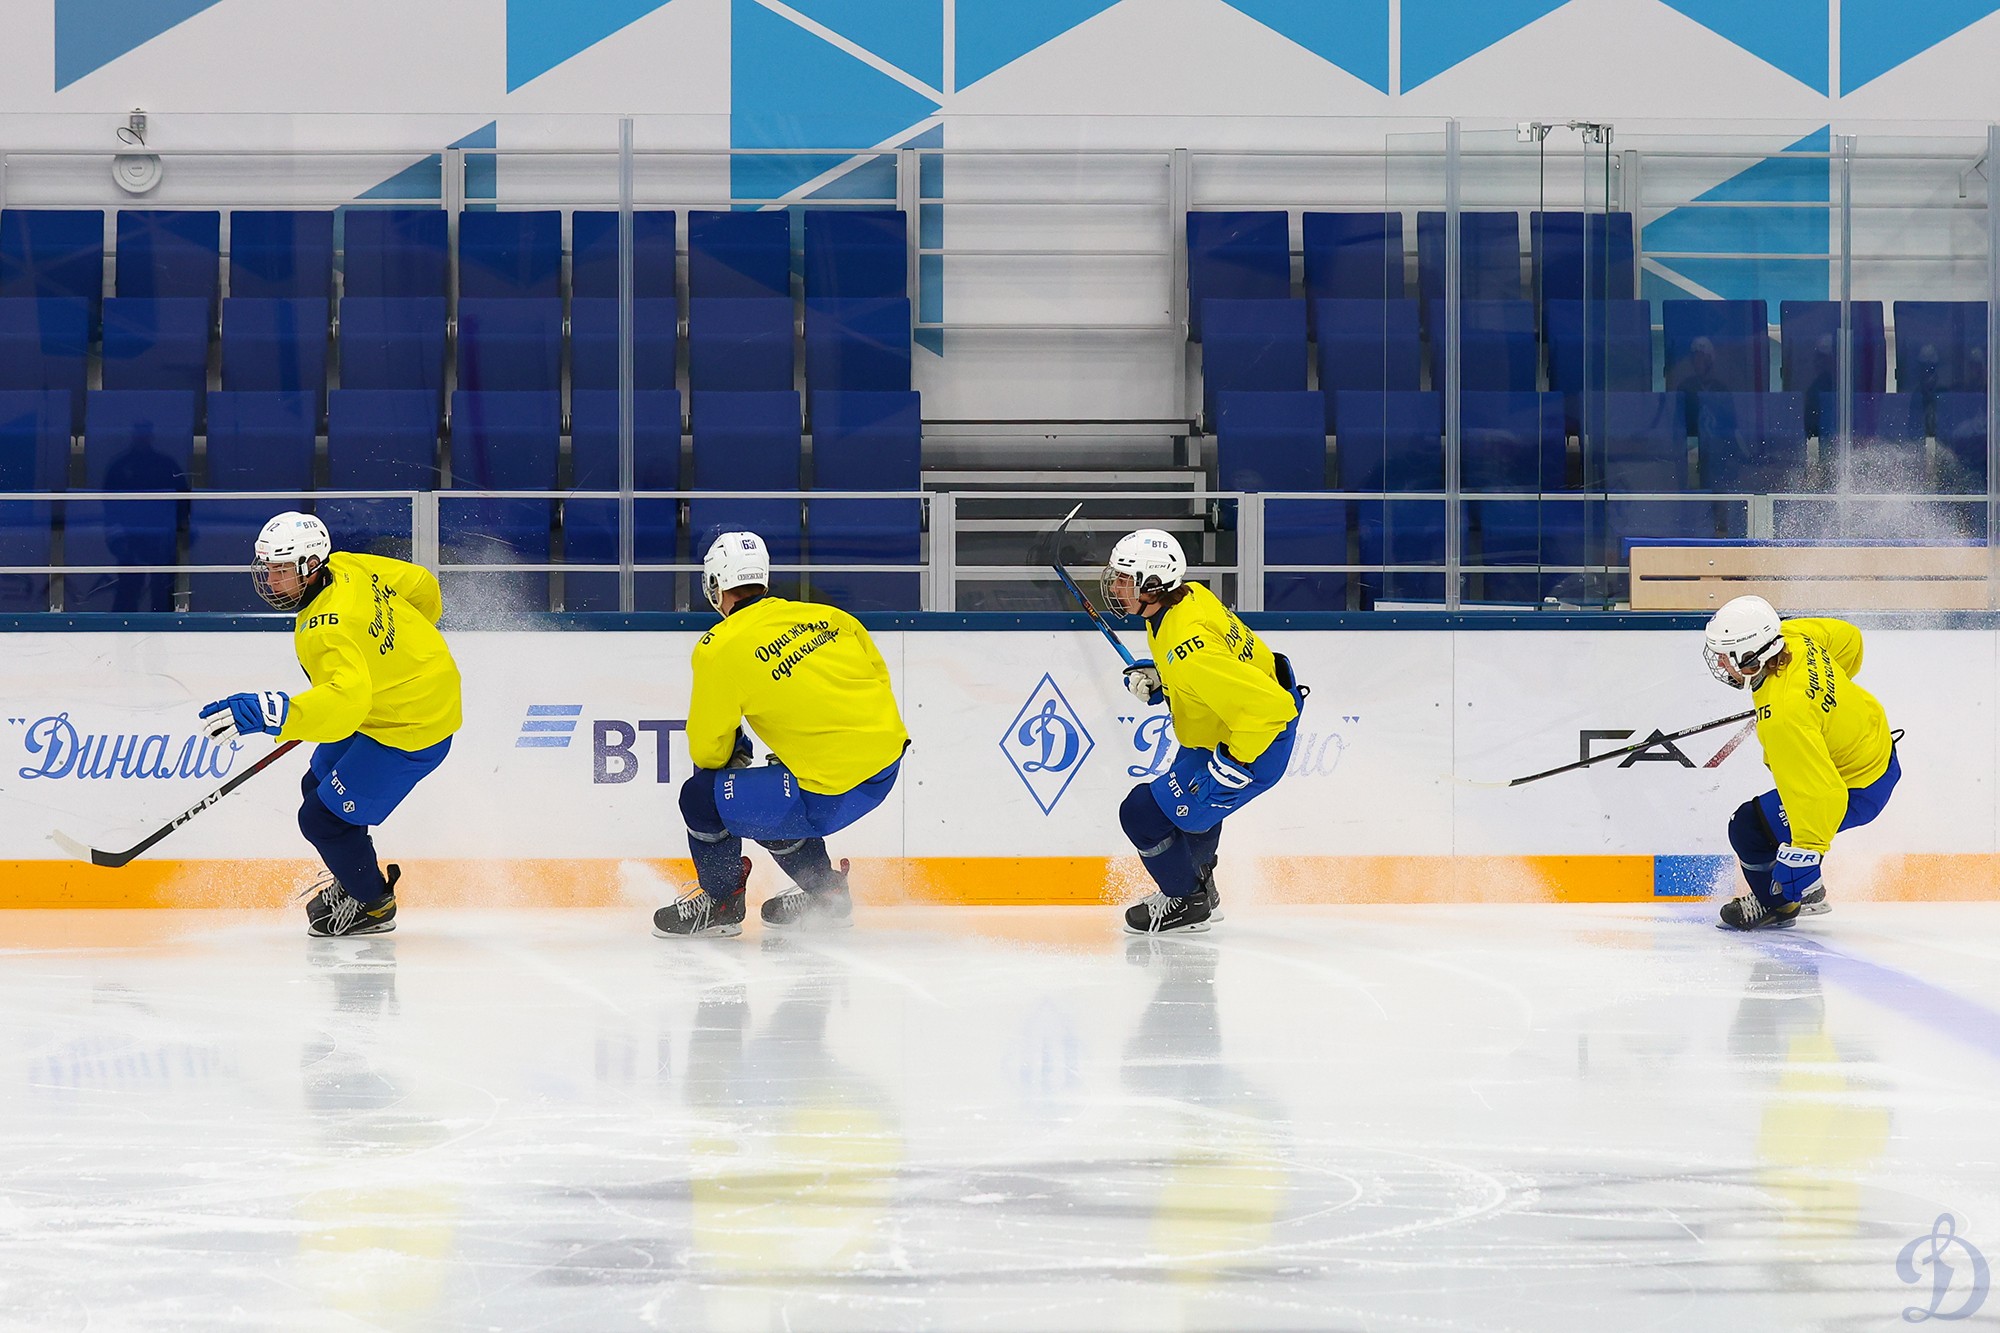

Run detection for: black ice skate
[[1124, 890, 1212, 935], [1797, 885, 1829, 916], [1718, 891, 1799, 931], [653, 858, 751, 939], [761, 858, 854, 931], [306, 864, 400, 938], [1197, 859, 1223, 922]]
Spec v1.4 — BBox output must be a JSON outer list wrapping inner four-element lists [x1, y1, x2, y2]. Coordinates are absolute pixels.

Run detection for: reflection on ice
[[1, 904, 1997, 1330]]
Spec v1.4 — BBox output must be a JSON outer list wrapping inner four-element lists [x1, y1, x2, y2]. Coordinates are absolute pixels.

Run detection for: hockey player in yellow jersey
[[654, 531, 909, 939], [1105, 529, 1305, 934], [1703, 595, 1899, 930], [198, 513, 461, 937]]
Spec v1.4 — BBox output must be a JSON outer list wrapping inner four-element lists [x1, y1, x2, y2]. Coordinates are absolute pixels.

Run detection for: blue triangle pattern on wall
[[357, 123, 500, 204], [55, 0, 224, 90], [784, 0, 943, 90], [732, 0, 940, 202], [1658, 0, 1826, 91], [1642, 128, 1830, 304], [1401, 0, 1569, 90], [507, 0, 673, 91], [1221, 0, 1389, 92], [955, 0, 1123, 89], [1842, 0, 2000, 92]]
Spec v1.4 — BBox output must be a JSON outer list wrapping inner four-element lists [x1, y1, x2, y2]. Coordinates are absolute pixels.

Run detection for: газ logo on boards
[[1577, 715, 1757, 771], [1001, 674, 1094, 815]]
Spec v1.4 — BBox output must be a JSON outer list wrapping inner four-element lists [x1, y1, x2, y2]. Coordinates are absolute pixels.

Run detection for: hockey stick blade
[[51, 738, 303, 870], [1467, 708, 1757, 789], [1043, 503, 1139, 667]]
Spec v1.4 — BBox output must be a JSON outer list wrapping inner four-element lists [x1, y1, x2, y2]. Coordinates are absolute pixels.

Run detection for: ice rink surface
[[5, 901, 2000, 1332]]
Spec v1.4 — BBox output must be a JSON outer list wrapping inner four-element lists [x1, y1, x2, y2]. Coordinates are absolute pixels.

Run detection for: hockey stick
[[1469, 709, 1756, 788], [1046, 502, 1138, 667], [49, 738, 304, 868]]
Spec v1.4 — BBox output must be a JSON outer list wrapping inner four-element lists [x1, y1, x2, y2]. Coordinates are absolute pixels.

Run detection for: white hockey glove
[[1123, 660, 1165, 706], [199, 691, 290, 740], [1773, 843, 1823, 901], [1206, 744, 1254, 791]]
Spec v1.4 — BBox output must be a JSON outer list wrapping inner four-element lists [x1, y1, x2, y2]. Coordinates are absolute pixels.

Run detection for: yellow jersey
[[1145, 582, 1299, 762], [687, 595, 908, 794], [1752, 617, 1893, 853], [277, 552, 463, 752]]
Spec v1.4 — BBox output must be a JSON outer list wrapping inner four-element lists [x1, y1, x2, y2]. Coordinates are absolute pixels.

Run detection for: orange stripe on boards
[[1257, 856, 1659, 904], [7, 854, 1996, 910]]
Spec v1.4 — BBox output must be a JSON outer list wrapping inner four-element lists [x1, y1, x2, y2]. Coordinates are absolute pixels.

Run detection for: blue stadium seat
[[1935, 393, 1988, 494], [1462, 388, 1592, 595], [0, 390, 72, 611], [1475, 498, 1604, 604], [565, 388, 682, 611], [1336, 391, 1445, 606], [688, 210, 791, 300], [806, 297, 912, 393], [456, 298, 561, 392], [1545, 299, 1653, 395], [1663, 300, 1770, 420], [808, 390, 922, 610], [1893, 300, 1988, 403], [1303, 213, 1404, 311], [570, 297, 679, 391], [101, 297, 211, 404], [690, 391, 803, 592], [445, 390, 560, 608], [73, 390, 195, 612], [1462, 391, 1566, 492], [571, 210, 678, 299], [1596, 391, 1688, 492], [221, 297, 328, 403], [228, 210, 335, 299], [341, 208, 449, 298], [324, 388, 439, 555], [1779, 300, 1886, 437], [804, 209, 908, 299], [1432, 299, 1537, 392], [1314, 299, 1420, 430], [0, 297, 90, 430], [1417, 211, 1524, 315], [338, 297, 447, 394], [1828, 391, 1928, 491], [1696, 392, 1809, 493], [1529, 212, 1636, 306], [1200, 298, 1308, 426], [116, 210, 221, 310], [0, 210, 105, 323], [457, 211, 561, 299], [1596, 391, 1714, 565], [1186, 211, 1289, 342], [192, 391, 316, 611], [1217, 390, 1341, 610], [690, 297, 794, 392]]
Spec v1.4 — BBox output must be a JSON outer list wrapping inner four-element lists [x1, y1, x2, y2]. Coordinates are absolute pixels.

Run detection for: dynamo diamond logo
[[1000, 673, 1094, 816]]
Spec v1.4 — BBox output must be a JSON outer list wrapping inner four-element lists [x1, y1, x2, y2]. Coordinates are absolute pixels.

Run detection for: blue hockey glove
[[1123, 659, 1165, 706], [199, 691, 290, 741], [1772, 843, 1823, 903], [1206, 744, 1254, 791], [726, 727, 755, 769]]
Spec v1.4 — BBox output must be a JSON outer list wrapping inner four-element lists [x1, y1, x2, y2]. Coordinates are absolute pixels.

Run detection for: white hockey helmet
[[252, 511, 332, 611], [1704, 594, 1785, 690], [1102, 528, 1187, 614], [703, 530, 771, 611]]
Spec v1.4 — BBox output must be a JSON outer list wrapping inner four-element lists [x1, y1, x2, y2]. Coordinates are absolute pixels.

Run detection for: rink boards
[[1, 623, 1992, 907]]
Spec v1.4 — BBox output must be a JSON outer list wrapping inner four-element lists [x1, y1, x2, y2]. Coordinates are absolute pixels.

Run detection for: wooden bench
[[1629, 542, 1993, 610]]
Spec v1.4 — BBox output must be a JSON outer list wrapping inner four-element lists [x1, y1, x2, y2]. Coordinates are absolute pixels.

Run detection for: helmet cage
[[253, 550, 324, 612]]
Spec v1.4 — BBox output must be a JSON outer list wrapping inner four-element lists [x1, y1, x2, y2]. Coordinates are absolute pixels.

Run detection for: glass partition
[[0, 114, 1993, 618]]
